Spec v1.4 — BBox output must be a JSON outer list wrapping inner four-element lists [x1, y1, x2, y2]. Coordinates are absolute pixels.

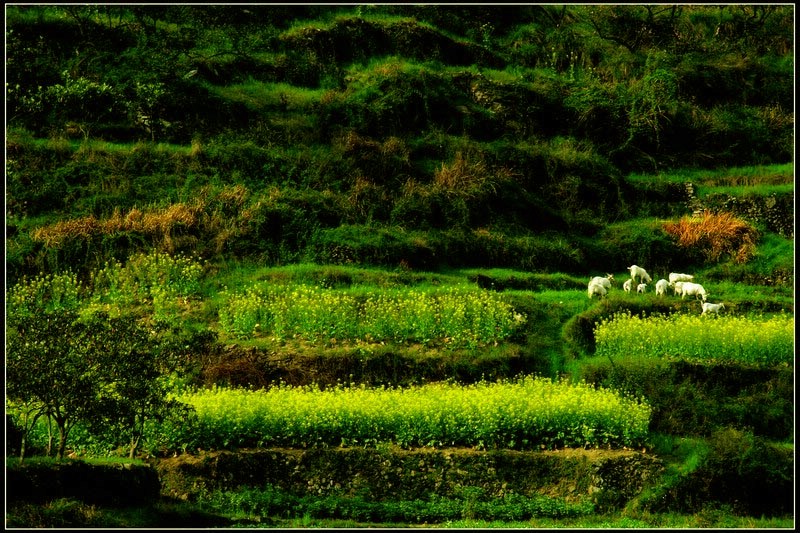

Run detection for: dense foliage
[[5, 4, 794, 282]]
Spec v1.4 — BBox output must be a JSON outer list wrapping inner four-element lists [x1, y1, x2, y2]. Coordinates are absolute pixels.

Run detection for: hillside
[[4, 5, 795, 528], [6, 5, 794, 281]]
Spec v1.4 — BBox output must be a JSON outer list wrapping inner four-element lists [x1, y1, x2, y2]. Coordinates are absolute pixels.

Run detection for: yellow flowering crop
[[157, 376, 651, 452], [594, 311, 794, 366], [218, 283, 526, 348]]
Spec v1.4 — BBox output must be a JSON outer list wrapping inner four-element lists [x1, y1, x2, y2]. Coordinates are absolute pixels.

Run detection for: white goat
[[623, 279, 633, 294], [672, 281, 686, 297], [628, 264, 652, 284], [587, 280, 608, 299], [681, 282, 707, 301], [637, 283, 647, 294], [655, 279, 669, 297], [669, 272, 694, 285], [701, 302, 725, 315], [589, 274, 614, 290]]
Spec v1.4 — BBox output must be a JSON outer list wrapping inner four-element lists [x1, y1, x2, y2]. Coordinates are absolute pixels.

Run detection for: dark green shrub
[[7, 460, 161, 506], [317, 59, 503, 139], [703, 192, 794, 237], [200, 137, 299, 185], [649, 429, 793, 516], [578, 358, 793, 440], [674, 54, 793, 109], [700, 428, 793, 515], [486, 137, 630, 224], [5, 231, 57, 287], [622, 179, 689, 219], [595, 219, 692, 274], [562, 79, 628, 152], [334, 130, 414, 189], [390, 188, 471, 230], [695, 104, 792, 167], [448, 229, 584, 273]]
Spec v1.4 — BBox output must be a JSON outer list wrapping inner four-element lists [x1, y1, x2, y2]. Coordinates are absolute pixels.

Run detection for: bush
[[595, 219, 690, 274], [663, 210, 759, 264], [578, 358, 793, 439], [649, 429, 793, 516], [456, 229, 585, 273]]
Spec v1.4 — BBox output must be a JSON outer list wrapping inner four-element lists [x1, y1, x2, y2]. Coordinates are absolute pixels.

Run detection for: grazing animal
[[589, 274, 614, 290], [623, 279, 633, 294], [587, 280, 608, 299], [681, 282, 708, 301], [655, 279, 669, 296], [701, 302, 725, 315], [669, 272, 694, 285], [628, 265, 652, 284], [637, 283, 647, 294], [672, 281, 686, 297]]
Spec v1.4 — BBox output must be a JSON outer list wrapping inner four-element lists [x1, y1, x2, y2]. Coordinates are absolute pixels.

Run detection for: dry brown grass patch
[[31, 203, 203, 248], [433, 151, 493, 196], [30, 216, 102, 247], [663, 210, 758, 263]]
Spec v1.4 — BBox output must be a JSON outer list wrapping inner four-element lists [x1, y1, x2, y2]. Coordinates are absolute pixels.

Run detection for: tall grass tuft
[[30, 203, 202, 249], [663, 211, 758, 264]]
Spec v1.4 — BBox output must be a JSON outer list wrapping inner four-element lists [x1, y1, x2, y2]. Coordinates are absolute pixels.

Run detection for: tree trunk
[[129, 434, 140, 460], [46, 416, 54, 457], [18, 436, 27, 465], [56, 423, 69, 460]]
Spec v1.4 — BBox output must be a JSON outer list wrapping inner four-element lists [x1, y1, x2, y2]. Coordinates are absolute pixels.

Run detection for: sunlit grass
[[627, 163, 793, 186], [211, 81, 326, 112], [696, 183, 794, 198]]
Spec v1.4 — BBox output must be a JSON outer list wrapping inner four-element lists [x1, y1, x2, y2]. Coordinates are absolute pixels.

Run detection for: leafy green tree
[[7, 311, 96, 461], [6, 310, 189, 461], [17, 70, 126, 138], [70, 313, 174, 459]]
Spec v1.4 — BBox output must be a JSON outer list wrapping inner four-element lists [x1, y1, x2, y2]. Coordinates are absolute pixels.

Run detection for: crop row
[[151, 376, 651, 452], [217, 283, 526, 348], [7, 251, 205, 318], [593, 311, 794, 366]]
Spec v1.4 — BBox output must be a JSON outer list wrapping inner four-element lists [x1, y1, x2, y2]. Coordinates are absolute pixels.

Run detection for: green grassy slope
[[6, 5, 794, 282]]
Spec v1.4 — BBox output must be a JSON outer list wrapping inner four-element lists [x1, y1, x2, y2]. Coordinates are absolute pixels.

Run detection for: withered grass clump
[[433, 151, 490, 195], [663, 211, 758, 264], [432, 151, 515, 198], [31, 203, 202, 248]]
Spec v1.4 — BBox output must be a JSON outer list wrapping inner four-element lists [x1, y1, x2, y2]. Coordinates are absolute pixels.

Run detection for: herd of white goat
[[587, 264, 725, 315]]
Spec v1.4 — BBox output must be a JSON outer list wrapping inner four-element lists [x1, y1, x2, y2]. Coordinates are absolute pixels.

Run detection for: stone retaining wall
[[154, 446, 664, 511]]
